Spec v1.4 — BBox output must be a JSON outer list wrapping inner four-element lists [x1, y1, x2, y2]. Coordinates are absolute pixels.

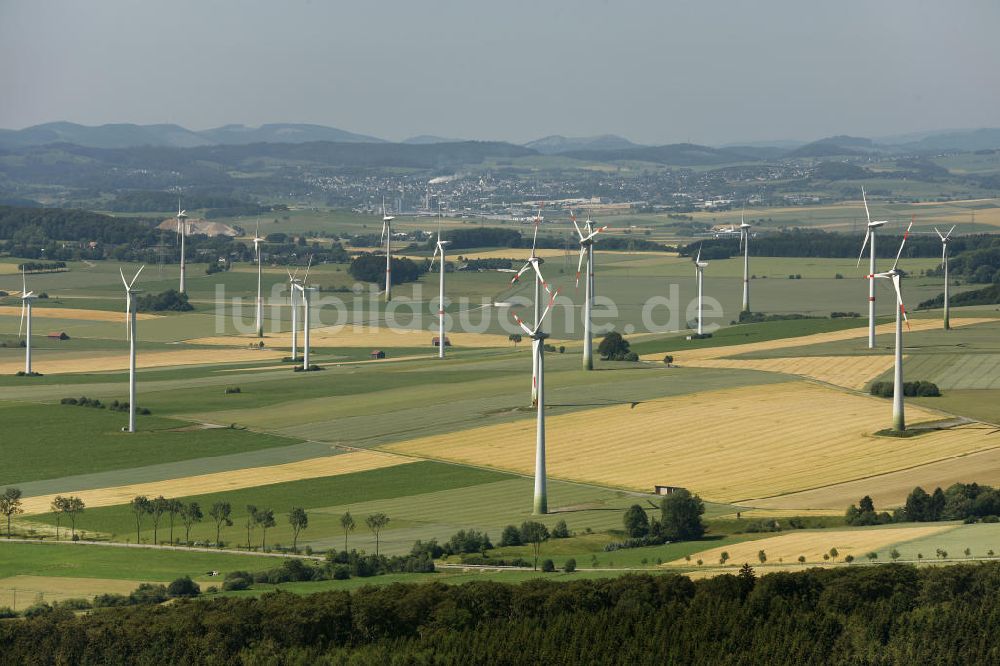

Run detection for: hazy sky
[[2, 0, 998, 145]]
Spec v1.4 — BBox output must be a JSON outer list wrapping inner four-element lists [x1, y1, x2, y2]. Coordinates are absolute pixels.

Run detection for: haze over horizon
[[2, 0, 998, 146]]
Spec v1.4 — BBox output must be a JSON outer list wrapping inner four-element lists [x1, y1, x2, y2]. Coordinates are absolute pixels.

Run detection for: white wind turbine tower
[[292, 257, 315, 370], [286, 266, 302, 361], [18, 268, 36, 375], [935, 225, 957, 330], [252, 219, 264, 338], [512, 279, 560, 515], [867, 220, 912, 432], [511, 204, 550, 406], [430, 225, 451, 359], [120, 265, 144, 433], [573, 210, 608, 371], [739, 208, 752, 313], [380, 196, 395, 302], [176, 203, 188, 294], [693, 245, 709, 335], [857, 187, 887, 349]]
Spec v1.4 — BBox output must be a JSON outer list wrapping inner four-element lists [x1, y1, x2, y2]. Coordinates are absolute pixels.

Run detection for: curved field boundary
[[685, 354, 898, 390], [639, 318, 994, 363], [665, 524, 956, 567], [19, 450, 414, 515], [0, 348, 286, 375], [0, 306, 160, 322]]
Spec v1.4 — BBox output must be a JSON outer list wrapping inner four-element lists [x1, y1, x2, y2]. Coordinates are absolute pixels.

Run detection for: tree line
[[7, 563, 1000, 663], [846, 481, 1000, 526]]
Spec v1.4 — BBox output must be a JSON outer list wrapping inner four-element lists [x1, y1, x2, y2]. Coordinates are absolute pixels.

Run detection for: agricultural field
[[1, 231, 999, 605]]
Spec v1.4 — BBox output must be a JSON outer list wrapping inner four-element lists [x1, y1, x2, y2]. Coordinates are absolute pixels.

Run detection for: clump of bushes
[[597, 332, 639, 361], [294, 364, 323, 372], [62, 396, 104, 408], [869, 381, 941, 398], [224, 387, 242, 394], [831, 311, 861, 318], [135, 289, 193, 312]]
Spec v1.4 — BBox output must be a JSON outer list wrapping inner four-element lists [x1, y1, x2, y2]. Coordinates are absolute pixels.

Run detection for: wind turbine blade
[[120, 267, 129, 289], [18, 300, 25, 337], [512, 313, 534, 337], [21, 267, 26, 294], [129, 265, 145, 289], [892, 274, 909, 329], [857, 229, 870, 268], [254, 217, 260, 239], [934, 226, 944, 241], [510, 262, 533, 285], [947, 225, 956, 239], [695, 244, 702, 264], [861, 187, 871, 225], [537, 288, 561, 328], [891, 219, 913, 272], [531, 261, 552, 294], [581, 226, 608, 243], [303, 254, 313, 282], [573, 218, 584, 240], [575, 246, 586, 288]]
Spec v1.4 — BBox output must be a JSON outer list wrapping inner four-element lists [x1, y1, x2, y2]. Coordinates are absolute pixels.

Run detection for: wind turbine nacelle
[[869, 221, 887, 228]]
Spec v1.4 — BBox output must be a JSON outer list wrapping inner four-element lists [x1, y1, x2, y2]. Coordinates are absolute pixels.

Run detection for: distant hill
[[0, 122, 208, 149], [786, 135, 879, 158], [402, 135, 467, 145], [197, 123, 384, 145], [0, 122, 385, 149], [524, 134, 642, 155], [895, 128, 1000, 152], [561, 142, 756, 166]]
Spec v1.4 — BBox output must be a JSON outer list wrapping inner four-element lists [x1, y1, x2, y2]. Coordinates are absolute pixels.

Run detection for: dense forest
[[4, 564, 1000, 664], [680, 229, 1000, 261]]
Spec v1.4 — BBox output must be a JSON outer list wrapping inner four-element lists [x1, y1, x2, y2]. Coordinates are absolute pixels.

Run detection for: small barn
[[654, 485, 685, 496], [47, 332, 70, 340], [370, 350, 386, 360]]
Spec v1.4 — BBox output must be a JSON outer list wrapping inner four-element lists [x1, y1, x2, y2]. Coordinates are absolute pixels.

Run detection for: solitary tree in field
[[50, 496, 67, 541], [623, 504, 650, 538], [797, 555, 806, 564], [166, 499, 183, 544], [64, 496, 85, 539], [130, 495, 151, 543], [867, 552, 878, 561], [758, 550, 767, 564], [829, 548, 839, 562], [520, 521, 550, 570], [209, 501, 232, 546], [719, 551, 730, 565], [255, 508, 275, 550], [180, 502, 203, 544], [245, 504, 259, 550], [150, 496, 169, 544], [340, 510, 356, 551], [661, 489, 706, 541], [288, 507, 308, 552], [0, 488, 23, 538], [890, 548, 901, 562], [509, 333, 522, 348], [366, 512, 390, 557]]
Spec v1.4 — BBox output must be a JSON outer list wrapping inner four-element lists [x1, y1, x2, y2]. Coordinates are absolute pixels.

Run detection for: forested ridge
[[4, 563, 1000, 664]]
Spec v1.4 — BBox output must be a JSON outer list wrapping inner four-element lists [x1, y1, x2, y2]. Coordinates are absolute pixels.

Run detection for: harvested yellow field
[[21, 450, 413, 514], [639, 318, 994, 363], [0, 306, 159, 322], [0, 576, 145, 605], [0, 347, 285, 375], [688, 355, 898, 390], [748, 442, 1000, 510], [384, 381, 995, 503], [188, 326, 513, 349], [666, 525, 955, 567]]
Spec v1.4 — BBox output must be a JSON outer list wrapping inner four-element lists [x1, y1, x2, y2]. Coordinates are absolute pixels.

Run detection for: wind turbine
[[573, 210, 608, 370], [867, 220, 912, 432], [176, 203, 188, 294], [935, 225, 957, 330], [293, 257, 315, 370], [739, 208, 752, 313], [511, 204, 550, 405], [253, 219, 264, 338], [380, 196, 395, 302], [857, 187, 887, 349], [430, 225, 451, 359], [286, 266, 302, 361], [18, 268, 36, 375], [693, 245, 708, 336], [512, 280, 560, 515], [120, 265, 144, 433]]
